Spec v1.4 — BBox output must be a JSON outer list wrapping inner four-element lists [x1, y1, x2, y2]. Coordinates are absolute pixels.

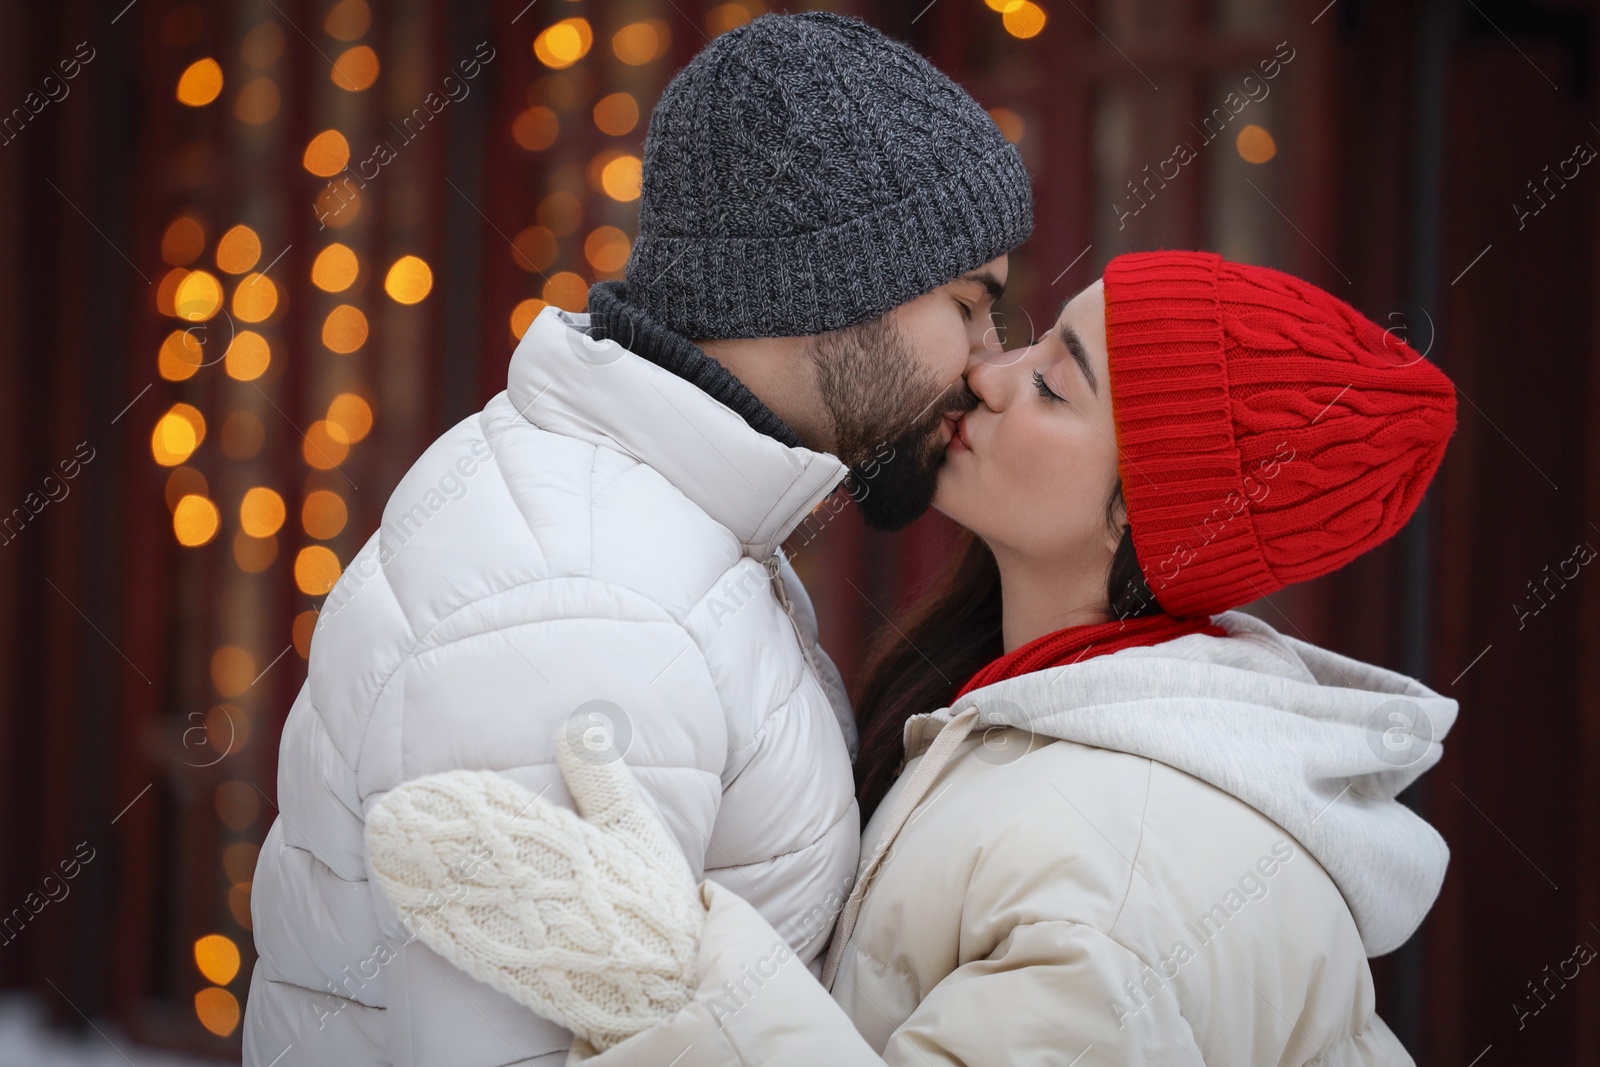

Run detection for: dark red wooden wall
[[0, 0, 1595, 1062]]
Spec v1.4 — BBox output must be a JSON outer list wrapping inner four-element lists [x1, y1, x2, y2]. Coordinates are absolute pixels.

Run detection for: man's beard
[[807, 315, 979, 532]]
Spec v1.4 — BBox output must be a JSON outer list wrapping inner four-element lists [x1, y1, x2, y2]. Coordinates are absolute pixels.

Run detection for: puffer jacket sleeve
[[871, 921, 1206, 1065], [351, 596, 741, 1066], [568, 882, 880, 1067], [571, 884, 1205, 1067]]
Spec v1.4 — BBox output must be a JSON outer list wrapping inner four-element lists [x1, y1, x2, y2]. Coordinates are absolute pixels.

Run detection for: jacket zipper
[[767, 552, 821, 676]]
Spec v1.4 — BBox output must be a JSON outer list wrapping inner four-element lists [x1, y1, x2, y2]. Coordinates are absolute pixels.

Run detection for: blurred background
[[0, 0, 1596, 1062]]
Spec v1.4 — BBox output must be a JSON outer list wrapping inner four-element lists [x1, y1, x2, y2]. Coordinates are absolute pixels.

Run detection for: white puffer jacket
[[242, 307, 861, 1066]]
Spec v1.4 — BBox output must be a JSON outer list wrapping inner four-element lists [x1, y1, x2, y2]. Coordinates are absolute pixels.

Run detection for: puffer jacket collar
[[508, 307, 849, 559]]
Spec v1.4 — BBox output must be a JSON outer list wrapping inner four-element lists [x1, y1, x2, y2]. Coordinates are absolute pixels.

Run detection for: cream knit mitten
[[365, 733, 705, 1051]]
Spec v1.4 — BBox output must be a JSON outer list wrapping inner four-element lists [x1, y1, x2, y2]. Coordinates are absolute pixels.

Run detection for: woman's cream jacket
[[567, 611, 1454, 1065]]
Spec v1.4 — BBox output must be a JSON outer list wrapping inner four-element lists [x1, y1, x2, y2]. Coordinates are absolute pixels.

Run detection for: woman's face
[[934, 278, 1123, 571]]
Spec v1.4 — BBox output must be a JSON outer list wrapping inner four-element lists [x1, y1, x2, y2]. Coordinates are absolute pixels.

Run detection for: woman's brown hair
[[851, 479, 1160, 821]]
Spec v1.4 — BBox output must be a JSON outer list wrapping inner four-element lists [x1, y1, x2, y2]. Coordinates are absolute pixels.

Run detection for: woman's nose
[[965, 341, 1026, 411]]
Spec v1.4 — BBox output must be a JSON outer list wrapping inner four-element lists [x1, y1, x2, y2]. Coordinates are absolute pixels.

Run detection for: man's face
[[806, 255, 1009, 531]]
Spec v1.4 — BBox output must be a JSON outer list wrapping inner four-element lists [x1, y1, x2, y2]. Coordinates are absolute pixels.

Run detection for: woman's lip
[[948, 412, 972, 452]]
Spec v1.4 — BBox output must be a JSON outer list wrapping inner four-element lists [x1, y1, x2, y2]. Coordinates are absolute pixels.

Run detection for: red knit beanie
[[1103, 251, 1457, 618]]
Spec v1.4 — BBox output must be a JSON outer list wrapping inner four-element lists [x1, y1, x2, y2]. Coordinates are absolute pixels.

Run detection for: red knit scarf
[[953, 613, 1228, 701]]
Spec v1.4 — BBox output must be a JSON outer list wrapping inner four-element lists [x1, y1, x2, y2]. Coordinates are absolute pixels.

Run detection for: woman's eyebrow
[[1040, 299, 1097, 394], [1059, 321, 1098, 395]]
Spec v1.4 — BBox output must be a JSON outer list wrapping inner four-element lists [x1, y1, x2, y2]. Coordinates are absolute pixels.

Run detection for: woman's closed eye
[[1033, 370, 1068, 403]]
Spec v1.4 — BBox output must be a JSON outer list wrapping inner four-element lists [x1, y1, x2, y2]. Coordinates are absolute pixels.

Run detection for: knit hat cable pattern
[[619, 11, 1034, 339], [1105, 252, 1458, 617], [365, 739, 704, 1051]]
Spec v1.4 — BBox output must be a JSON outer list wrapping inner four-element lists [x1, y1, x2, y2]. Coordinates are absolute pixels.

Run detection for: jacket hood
[[905, 610, 1457, 957]]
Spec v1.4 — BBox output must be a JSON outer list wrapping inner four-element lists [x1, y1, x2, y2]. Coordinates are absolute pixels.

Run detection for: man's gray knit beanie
[[621, 11, 1034, 340]]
